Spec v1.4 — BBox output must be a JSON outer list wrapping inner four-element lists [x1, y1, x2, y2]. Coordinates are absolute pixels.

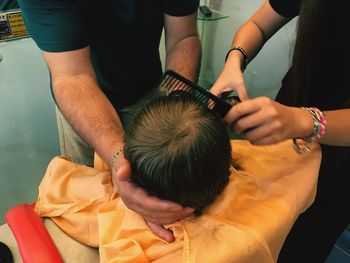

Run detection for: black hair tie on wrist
[[225, 46, 248, 72]]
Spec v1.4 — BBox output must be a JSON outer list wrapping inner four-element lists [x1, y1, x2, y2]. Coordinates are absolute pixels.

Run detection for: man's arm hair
[[164, 12, 201, 82], [44, 47, 124, 165]]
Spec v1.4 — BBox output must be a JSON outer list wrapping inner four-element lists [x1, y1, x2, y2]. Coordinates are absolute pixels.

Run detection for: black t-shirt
[[16, 0, 199, 109], [270, 0, 350, 110], [270, 0, 350, 209], [270, 0, 301, 18]]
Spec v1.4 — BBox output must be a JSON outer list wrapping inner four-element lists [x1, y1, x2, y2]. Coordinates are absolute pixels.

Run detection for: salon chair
[[5, 203, 99, 263], [3, 153, 106, 262], [5, 204, 63, 263]]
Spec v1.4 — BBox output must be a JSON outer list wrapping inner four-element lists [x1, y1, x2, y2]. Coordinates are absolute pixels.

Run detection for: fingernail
[[185, 207, 195, 214], [164, 231, 175, 243], [166, 236, 175, 243]]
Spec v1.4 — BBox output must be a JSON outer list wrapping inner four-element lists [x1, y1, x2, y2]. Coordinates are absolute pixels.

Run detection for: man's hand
[[112, 156, 195, 243]]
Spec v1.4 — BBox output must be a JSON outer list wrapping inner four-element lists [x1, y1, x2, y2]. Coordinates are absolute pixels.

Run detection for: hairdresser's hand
[[225, 96, 313, 145], [111, 155, 195, 243], [210, 56, 249, 101]]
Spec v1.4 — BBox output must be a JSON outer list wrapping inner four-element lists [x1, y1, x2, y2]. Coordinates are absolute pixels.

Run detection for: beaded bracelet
[[225, 46, 248, 72], [111, 149, 124, 168], [293, 107, 327, 154]]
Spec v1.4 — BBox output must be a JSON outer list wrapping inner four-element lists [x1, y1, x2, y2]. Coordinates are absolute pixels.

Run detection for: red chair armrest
[[5, 204, 63, 263]]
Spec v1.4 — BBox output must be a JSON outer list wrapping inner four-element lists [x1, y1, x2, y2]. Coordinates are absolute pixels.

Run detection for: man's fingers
[[129, 190, 194, 220], [142, 192, 182, 211], [118, 178, 194, 220], [145, 207, 195, 225], [147, 221, 175, 243], [130, 187, 183, 211], [113, 157, 194, 226], [115, 161, 183, 212]]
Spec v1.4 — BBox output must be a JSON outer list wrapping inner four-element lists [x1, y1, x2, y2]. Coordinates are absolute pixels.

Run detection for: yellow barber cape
[[34, 140, 321, 263]]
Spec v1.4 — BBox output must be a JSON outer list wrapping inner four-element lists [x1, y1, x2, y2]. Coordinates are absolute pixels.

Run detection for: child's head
[[124, 95, 232, 214]]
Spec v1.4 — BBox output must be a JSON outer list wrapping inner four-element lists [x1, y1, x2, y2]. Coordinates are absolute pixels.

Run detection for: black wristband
[[225, 46, 248, 72]]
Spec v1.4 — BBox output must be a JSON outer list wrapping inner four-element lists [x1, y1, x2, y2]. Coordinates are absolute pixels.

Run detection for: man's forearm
[[53, 74, 124, 166], [165, 35, 201, 82]]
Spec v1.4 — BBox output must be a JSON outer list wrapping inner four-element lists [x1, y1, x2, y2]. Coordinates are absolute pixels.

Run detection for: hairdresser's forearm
[[227, 0, 291, 68], [53, 74, 124, 165], [318, 109, 350, 146], [228, 22, 266, 67]]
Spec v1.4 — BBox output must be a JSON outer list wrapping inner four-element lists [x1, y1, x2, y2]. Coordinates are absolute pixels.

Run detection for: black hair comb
[[159, 70, 240, 118]]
